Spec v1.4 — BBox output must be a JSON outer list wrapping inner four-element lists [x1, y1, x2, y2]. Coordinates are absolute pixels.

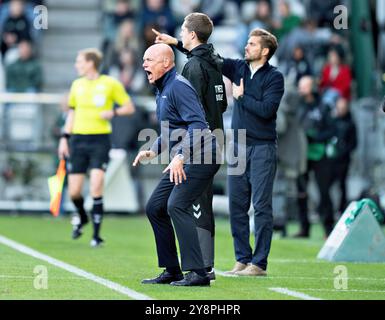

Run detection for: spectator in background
[[294, 75, 336, 238], [282, 45, 312, 88], [114, 18, 138, 52], [102, 0, 140, 14], [307, 0, 341, 28], [5, 40, 42, 92], [139, 0, 176, 53], [274, 89, 308, 237], [272, 0, 301, 41], [276, 89, 308, 187], [275, 19, 332, 67], [108, 46, 146, 95], [198, 0, 226, 26], [170, 0, 200, 25], [319, 45, 352, 103], [330, 97, 357, 214], [0, 0, 44, 35], [101, 18, 138, 73], [248, 0, 273, 31], [1, 0, 31, 59], [236, 0, 273, 54], [102, 0, 135, 44]]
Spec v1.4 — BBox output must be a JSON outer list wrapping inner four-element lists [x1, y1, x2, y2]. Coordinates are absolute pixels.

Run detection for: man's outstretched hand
[[152, 28, 178, 46]]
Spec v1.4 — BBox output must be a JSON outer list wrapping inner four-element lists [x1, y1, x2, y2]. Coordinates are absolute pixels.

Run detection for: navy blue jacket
[[150, 67, 215, 161], [222, 59, 285, 145]]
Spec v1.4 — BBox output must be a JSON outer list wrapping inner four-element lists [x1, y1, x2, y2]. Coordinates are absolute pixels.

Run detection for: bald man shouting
[[133, 44, 220, 286]]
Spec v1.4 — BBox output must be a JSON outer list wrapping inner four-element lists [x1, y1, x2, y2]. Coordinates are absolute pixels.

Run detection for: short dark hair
[[329, 44, 345, 62], [78, 48, 103, 70], [184, 12, 213, 43], [249, 28, 278, 61]]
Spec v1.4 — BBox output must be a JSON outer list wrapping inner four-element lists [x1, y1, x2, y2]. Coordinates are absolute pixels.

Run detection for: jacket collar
[[247, 61, 270, 74], [155, 67, 176, 91], [187, 43, 212, 58]]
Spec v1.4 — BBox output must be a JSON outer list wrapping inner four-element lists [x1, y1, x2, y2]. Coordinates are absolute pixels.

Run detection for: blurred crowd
[[0, 0, 44, 93], [0, 0, 365, 233]]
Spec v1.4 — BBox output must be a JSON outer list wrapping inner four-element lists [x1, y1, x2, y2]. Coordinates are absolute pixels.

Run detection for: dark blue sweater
[[150, 67, 215, 161], [222, 59, 285, 145]]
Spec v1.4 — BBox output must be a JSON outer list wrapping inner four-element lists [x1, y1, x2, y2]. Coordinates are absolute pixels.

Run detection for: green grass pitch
[[0, 214, 385, 300]]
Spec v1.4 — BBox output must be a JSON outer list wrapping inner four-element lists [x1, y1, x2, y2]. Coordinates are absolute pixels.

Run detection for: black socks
[[165, 267, 207, 277], [72, 197, 88, 224], [166, 266, 182, 275], [91, 197, 103, 239], [192, 269, 207, 277]]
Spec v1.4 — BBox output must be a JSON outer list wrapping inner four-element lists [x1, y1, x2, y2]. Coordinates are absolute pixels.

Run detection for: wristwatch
[[176, 153, 185, 161]]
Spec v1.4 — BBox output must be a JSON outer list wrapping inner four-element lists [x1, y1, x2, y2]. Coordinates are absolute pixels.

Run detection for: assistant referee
[[58, 48, 135, 247]]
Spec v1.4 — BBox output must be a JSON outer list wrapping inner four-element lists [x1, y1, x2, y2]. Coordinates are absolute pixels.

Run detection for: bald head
[[298, 75, 314, 96], [143, 44, 175, 84], [146, 43, 175, 61]]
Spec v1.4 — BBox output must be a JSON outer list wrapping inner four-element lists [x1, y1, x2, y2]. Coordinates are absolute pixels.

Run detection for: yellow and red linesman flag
[[48, 159, 66, 217]]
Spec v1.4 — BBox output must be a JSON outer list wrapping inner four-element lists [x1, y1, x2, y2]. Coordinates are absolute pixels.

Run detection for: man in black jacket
[[295, 75, 336, 238], [331, 97, 357, 214], [153, 13, 227, 281]]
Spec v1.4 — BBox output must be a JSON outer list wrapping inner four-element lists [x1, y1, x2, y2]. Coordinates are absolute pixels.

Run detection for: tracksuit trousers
[[146, 163, 220, 271], [191, 180, 215, 269]]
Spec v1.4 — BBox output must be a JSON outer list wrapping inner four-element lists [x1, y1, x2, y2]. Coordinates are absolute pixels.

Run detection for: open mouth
[[145, 70, 154, 81]]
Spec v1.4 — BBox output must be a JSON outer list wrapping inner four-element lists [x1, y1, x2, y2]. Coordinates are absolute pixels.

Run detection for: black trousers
[[192, 180, 215, 269], [146, 163, 220, 271], [331, 157, 350, 213], [297, 158, 334, 235]]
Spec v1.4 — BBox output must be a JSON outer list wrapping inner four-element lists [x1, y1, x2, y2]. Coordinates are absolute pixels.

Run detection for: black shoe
[[90, 237, 104, 247], [170, 271, 210, 287], [71, 215, 88, 240], [292, 230, 309, 238], [141, 270, 183, 284], [274, 225, 287, 238], [206, 268, 216, 281]]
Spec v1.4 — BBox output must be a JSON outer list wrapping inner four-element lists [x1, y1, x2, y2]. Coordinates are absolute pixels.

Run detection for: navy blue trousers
[[228, 143, 277, 270], [146, 163, 220, 271]]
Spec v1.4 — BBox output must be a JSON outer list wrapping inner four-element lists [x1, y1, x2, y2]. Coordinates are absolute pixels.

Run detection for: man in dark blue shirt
[[133, 43, 220, 286], [223, 28, 285, 276], [153, 12, 227, 281]]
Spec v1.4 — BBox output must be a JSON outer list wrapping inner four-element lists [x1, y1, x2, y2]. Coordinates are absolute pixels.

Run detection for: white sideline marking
[[215, 271, 385, 282], [215, 270, 238, 277], [292, 288, 385, 294], [269, 287, 322, 300], [269, 259, 326, 264], [0, 235, 152, 300]]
